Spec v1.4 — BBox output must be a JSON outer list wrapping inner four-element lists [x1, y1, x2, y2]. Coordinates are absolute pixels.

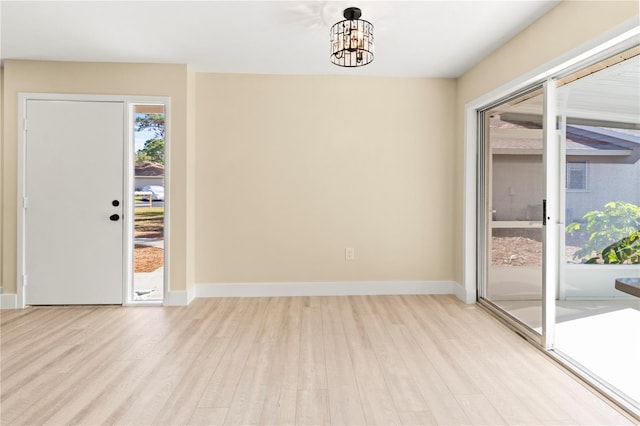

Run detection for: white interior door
[[24, 100, 124, 305]]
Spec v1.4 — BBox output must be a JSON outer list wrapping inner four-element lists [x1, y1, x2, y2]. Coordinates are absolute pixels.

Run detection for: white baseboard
[[453, 281, 475, 304], [196, 280, 460, 299], [164, 285, 197, 306], [155, 281, 466, 306], [1, 294, 18, 309], [2, 282, 468, 308]]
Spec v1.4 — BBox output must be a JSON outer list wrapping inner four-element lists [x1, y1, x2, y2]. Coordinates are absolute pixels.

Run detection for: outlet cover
[[345, 247, 355, 261]]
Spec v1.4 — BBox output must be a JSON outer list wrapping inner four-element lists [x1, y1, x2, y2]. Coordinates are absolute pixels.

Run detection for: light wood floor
[[0, 295, 634, 425]]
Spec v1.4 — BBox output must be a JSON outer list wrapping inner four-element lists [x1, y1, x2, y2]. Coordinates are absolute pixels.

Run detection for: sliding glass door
[[478, 43, 639, 416], [480, 88, 546, 337]]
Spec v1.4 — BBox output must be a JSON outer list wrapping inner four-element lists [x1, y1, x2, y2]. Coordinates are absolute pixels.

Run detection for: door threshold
[[125, 300, 163, 307]]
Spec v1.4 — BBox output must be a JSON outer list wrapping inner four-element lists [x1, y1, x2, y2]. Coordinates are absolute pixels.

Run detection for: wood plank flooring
[[0, 295, 634, 425]]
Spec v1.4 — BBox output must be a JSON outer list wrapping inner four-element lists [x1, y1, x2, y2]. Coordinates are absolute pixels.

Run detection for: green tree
[[567, 201, 640, 264], [135, 113, 165, 164], [136, 139, 164, 164], [135, 113, 165, 138]]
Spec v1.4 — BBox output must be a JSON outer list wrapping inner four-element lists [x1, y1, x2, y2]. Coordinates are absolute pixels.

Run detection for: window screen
[[566, 161, 587, 190]]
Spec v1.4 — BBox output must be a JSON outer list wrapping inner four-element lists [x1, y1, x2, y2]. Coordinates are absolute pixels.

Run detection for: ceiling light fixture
[[330, 7, 374, 67]]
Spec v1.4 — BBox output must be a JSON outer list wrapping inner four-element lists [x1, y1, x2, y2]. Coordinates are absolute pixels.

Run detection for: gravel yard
[[492, 236, 580, 266]]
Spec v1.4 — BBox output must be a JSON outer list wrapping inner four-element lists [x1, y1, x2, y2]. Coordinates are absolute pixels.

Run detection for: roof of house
[[135, 162, 164, 177], [490, 115, 640, 157]]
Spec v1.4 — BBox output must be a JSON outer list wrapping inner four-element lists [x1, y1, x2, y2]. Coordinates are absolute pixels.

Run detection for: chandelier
[[330, 7, 374, 67]]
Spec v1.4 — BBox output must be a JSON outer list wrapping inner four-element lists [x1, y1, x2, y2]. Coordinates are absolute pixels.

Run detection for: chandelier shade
[[330, 7, 374, 67]]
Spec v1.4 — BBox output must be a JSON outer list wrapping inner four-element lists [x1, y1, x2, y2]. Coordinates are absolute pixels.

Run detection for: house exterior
[[564, 126, 640, 223], [134, 161, 164, 191], [491, 121, 640, 224]]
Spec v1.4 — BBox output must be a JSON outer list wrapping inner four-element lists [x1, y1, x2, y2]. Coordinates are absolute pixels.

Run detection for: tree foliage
[[135, 139, 164, 164], [135, 113, 165, 138], [567, 201, 640, 264], [135, 114, 165, 164], [600, 230, 640, 264]]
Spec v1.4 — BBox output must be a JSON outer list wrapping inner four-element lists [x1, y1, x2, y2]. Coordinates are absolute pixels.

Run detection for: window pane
[[567, 162, 587, 190], [556, 48, 640, 411]]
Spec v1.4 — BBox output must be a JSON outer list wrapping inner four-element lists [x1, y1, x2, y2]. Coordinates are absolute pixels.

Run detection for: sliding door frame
[[475, 83, 548, 346], [464, 23, 640, 418], [541, 78, 558, 350]]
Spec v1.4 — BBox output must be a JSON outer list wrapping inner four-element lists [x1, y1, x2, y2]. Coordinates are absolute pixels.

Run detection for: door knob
[[109, 214, 120, 221]]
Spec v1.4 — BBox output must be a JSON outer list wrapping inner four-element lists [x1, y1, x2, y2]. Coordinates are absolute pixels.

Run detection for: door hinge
[[22, 275, 27, 287], [23, 197, 29, 209], [23, 119, 28, 132]]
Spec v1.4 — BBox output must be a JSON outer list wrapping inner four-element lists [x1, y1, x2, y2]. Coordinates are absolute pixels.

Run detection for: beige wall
[[1, 63, 456, 296], [1, 60, 196, 294], [454, 0, 639, 284], [195, 74, 456, 283]]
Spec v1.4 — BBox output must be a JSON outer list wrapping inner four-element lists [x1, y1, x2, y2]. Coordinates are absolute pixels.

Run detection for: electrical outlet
[[345, 247, 355, 261]]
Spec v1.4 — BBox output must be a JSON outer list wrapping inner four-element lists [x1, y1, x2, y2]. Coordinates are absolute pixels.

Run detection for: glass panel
[[556, 50, 640, 410], [132, 107, 165, 302], [484, 89, 545, 333]]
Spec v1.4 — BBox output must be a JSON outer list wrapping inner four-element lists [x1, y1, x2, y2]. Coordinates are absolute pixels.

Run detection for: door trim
[[125, 101, 171, 306], [17, 93, 171, 308]]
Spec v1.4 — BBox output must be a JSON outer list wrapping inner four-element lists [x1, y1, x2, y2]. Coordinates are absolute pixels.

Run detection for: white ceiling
[[558, 55, 640, 125], [496, 55, 640, 126], [1, 1, 559, 78]]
